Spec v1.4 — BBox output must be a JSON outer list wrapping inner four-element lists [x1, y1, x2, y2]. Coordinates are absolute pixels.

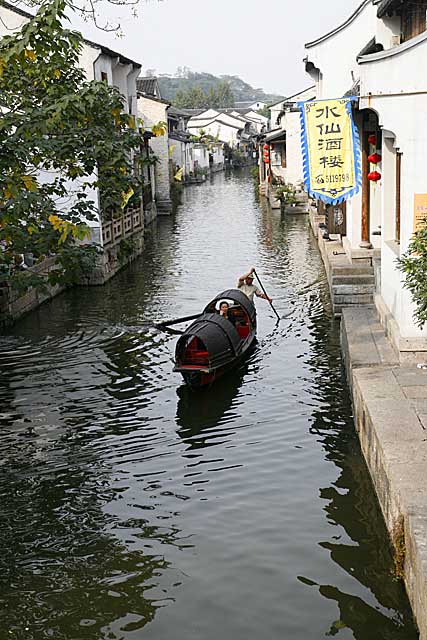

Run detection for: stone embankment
[[309, 205, 427, 637], [342, 308, 427, 639], [0, 257, 65, 330]]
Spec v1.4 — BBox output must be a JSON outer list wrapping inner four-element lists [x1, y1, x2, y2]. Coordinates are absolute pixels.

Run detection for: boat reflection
[[175, 357, 253, 449]]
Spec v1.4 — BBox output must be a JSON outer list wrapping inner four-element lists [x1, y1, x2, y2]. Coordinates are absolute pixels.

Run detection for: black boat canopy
[[176, 313, 241, 370], [203, 288, 257, 325]]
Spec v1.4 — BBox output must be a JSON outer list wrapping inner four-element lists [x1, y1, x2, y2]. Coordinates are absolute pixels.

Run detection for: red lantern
[[368, 171, 381, 182], [368, 153, 382, 164], [368, 134, 377, 145], [263, 144, 269, 150]]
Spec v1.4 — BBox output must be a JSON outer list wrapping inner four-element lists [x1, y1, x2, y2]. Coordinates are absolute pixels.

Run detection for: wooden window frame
[[281, 142, 287, 169], [402, 0, 427, 41], [395, 151, 402, 244]]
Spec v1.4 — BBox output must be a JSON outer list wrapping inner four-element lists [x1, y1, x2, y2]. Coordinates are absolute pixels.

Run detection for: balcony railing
[[101, 207, 143, 247]]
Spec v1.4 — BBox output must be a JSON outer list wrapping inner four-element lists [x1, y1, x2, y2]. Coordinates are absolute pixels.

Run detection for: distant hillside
[[157, 69, 283, 105]]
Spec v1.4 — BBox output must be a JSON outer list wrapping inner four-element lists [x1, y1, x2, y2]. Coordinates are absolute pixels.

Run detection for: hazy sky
[[74, 0, 362, 97]]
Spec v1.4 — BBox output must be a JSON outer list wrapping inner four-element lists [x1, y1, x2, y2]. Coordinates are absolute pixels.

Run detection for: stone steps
[[330, 263, 375, 314], [333, 284, 376, 295], [332, 274, 375, 285], [156, 199, 172, 215], [333, 265, 374, 276], [335, 293, 375, 305]]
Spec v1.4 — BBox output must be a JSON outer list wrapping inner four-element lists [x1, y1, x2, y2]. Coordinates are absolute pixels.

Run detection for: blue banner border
[[297, 97, 361, 206]]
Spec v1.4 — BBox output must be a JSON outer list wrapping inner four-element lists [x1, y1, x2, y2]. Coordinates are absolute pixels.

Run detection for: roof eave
[[305, 0, 372, 49]]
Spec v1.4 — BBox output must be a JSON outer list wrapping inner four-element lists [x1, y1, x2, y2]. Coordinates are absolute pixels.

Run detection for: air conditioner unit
[[391, 34, 401, 47]]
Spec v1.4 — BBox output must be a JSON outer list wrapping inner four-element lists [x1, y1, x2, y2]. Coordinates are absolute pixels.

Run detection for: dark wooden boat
[[173, 288, 257, 389]]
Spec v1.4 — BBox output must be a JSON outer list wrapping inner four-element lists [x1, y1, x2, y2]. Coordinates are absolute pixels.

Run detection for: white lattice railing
[[101, 208, 142, 247]]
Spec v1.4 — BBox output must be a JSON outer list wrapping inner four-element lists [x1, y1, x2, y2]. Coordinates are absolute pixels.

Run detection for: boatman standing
[[237, 268, 272, 304]]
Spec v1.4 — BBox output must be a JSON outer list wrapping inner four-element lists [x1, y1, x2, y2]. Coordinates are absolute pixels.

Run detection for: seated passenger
[[218, 300, 236, 326]]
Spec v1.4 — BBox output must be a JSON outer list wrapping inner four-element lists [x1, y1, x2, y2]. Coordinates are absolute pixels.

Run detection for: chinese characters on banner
[[298, 97, 361, 205]]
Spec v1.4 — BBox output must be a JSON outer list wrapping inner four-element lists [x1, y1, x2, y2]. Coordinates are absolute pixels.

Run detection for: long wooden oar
[[155, 312, 202, 329], [253, 270, 281, 321]]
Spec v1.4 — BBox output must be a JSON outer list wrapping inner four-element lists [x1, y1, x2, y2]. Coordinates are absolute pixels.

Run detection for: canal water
[[0, 171, 418, 639]]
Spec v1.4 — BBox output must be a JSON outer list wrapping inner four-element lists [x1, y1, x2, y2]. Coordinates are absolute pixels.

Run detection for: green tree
[[174, 89, 188, 108], [0, 0, 145, 289], [398, 224, 427, 327], [214, 80, 234, 108], [206, 86, 219, 108], [206, 81, 234, 109], [257, 104, 271, 118], [173, 85, 208, 109]]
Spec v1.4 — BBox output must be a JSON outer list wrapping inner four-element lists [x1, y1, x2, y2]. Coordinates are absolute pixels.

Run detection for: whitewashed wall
[[169, 139, 194, 177], [359, 34, 427, 338], [193, 145, 209, 170], [0, 4, 26, 32], [305, 0, 377, 99], [138, 96, 170, 204], [188, 122, 240, 146], [211, 145, 225, 166]]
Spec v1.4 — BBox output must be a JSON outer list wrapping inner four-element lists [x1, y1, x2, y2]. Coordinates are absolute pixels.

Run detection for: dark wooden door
[[327, 201, 347, 236]]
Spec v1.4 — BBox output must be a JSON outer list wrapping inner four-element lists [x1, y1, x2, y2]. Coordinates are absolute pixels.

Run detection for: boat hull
[[178, 337, 256, 389], [174, 289, 257, 390]]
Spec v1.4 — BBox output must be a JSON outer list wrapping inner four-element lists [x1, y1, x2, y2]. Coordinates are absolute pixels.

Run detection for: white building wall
[[193, 146, 210, 170], [359, 34, 427, 338], [81, 43, 102, 81], [305, 0, 377, 98], [250, 101, 266, 110], [0, 4, 28, 33], [169, 140, 194, 178], [212, 145, 225, 167], [188, 122, 240, 146], [138, 96, 170, 204], [272, 88, 317, 186], [283, 110, 304, 186], [270, 102, 284, 129]]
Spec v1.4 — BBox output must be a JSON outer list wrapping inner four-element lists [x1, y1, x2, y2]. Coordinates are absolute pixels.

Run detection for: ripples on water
[[0, 172, 418, 639]]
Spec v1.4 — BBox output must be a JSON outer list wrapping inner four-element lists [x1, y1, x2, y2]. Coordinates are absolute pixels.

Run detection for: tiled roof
[[168, 107, 202, 118], [137, 77, 160, 97], [169, 131, 192, 143]]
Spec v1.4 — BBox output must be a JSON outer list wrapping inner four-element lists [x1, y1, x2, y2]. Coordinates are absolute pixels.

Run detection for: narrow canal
[[0, 171, 418, 639]]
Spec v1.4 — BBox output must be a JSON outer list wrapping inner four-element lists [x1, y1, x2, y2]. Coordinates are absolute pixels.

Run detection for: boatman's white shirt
[[238, 282, 261, 302]]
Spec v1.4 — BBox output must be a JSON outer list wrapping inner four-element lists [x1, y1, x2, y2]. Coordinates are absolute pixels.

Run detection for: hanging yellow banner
[[298, 97, 361, 205]]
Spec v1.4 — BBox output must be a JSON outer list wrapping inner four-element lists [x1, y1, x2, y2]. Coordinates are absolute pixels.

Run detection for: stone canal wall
[[341, 308, 427, 639], [0, 209, 150, 327], [0, 257, 66, 330], [309, 208, 426, 636]]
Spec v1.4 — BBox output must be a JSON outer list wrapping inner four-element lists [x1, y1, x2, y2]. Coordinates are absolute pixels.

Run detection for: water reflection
[[176, 360, 251, 447], [0, 171, 418, 639], [0, 437, 180, 639]]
